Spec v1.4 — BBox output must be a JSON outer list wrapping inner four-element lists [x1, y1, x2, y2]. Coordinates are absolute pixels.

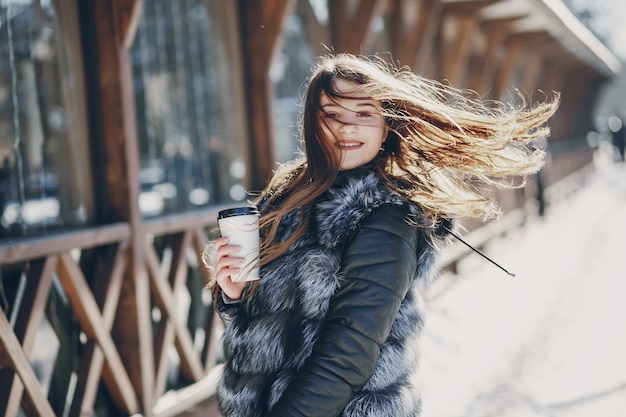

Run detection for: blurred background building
[[0, 1, 623, 416]]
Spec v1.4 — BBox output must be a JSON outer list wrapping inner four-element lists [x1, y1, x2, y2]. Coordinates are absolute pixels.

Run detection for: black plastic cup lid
[[218, 206, 259, 219]]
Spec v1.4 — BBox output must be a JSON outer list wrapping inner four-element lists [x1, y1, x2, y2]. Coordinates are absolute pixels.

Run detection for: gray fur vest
[[217, 171, 445, 416]]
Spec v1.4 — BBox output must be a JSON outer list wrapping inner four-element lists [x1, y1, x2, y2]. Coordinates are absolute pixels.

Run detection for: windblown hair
[[255, 53, 560, 266]]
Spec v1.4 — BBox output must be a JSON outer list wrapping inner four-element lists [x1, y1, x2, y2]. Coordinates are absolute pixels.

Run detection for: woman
[[204, 53, 559, 416]]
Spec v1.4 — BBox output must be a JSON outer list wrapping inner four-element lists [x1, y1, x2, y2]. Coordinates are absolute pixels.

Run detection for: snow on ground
[[418, 160, 626, 417]]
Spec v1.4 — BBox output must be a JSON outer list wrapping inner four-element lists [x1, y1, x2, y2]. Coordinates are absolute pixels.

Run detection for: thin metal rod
[[446, 228, 516, 277]]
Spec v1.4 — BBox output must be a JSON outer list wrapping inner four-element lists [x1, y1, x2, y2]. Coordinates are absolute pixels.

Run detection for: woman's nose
[[338, 121, 357, 133]]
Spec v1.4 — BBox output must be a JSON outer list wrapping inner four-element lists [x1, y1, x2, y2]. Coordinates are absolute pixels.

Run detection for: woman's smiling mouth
[[336, 141, 363, 149]]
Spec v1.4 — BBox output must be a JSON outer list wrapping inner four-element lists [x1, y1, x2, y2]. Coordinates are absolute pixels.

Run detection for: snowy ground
[[419, 159, 626, 417]]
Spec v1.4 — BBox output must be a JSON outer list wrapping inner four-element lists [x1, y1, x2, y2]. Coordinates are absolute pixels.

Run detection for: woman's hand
[[209, 237, 247, 300]]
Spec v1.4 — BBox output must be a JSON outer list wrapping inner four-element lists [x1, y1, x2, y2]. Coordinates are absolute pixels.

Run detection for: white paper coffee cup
[[217, 206, 260, 282]]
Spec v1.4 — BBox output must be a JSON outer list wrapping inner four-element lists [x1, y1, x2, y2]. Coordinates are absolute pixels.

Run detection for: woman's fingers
[[214, 238, 243, 272], [210, 237, 247, 299]]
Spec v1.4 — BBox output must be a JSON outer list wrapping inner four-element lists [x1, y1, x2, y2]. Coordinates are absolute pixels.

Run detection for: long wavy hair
[[255, 53, 560, 266]]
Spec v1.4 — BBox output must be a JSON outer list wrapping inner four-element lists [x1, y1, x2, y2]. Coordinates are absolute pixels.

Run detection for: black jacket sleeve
[[214, 284, 254, 324], [266, 204, 420, 417]]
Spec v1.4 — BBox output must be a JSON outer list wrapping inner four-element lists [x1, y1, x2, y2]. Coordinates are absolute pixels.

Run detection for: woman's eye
[[357, 112, 372, 118], [324, 113, 339, 119]]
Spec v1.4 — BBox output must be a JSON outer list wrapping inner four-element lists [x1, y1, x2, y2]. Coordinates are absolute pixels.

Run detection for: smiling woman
[[319, 78, 388, 170], [203, 53, 560, 417]]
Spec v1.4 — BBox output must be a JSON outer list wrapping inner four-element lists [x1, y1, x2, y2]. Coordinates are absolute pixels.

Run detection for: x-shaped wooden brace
[[56, 246, 139, 415], [0, 257, 57, 417], [144, 231, 205, 400]]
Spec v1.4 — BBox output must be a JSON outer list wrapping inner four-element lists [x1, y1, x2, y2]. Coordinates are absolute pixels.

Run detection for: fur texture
[[217, 171, 444, 416]]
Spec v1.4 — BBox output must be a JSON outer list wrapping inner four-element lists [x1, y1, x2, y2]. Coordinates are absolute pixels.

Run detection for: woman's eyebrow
[[321, 101, 378, 109]]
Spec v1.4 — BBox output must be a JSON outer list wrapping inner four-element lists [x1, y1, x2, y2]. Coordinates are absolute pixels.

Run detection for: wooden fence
[[0, 208, 224, 417], [0, 158, 593, 416]]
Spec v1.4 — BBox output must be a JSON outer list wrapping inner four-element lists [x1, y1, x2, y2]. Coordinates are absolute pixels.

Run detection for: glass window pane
[[132, 0, 250, 217], [0, 0, 93, 239]]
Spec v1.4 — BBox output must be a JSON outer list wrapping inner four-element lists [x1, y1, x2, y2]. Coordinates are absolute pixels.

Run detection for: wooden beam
[[265, 0, 299, 61], [442, 0, 499, 15], [527, 37, 566, 58], [442, 14, 478, 86], [473, 16, 526, 96], [520, 51, 545, 95], [93, 0, 136, 223], [329, 0, 349, 52], [11, 258, 58, 350], [151, 365, 223, 417], [91, 1, 155, 413], [0, 223, 130, 264], [494, 37, 522, 99], [356, 0, 390, 52], [329, 0, 387, 53], [238, 0, 296, 71], [391, 0, 438, 68], [467, 29, 501, 94], [69, 242, 129, 417], [413, 0, 444, 76], [297, 0, 331, 56], [481, 15, 527, 33], [115, 246, 155, 416], [513, 32, 554, 94], [0, 310, 56, 417], [507, 31, 553, 48], [0, 257, 57, 417], [151, 232, 203, 399], [143, 206, 223, 237], [490, 30, 550, 98], [57, 254, 139, 415], [239, 0, 297, 187], [113, 0, 144, 48], [478, 29, 546, 99], [144, 244, 205, 384]]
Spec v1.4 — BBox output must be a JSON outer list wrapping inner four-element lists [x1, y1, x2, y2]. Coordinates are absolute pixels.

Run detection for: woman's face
[[319, 78, 387, 171]]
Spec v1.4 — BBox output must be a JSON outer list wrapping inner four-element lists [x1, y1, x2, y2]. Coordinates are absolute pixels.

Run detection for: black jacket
[[216, 170, 445, 417]]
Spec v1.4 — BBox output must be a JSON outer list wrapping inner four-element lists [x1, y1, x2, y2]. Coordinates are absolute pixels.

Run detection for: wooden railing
[[0, 208, 225, 417], [0, 158, 594, 417], [0, 201, 534, 416]]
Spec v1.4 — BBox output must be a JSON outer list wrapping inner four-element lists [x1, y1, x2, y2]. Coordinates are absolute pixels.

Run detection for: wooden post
[[440, 0, 497, 86], [412, 0, 444, 77], [441, 15, 477, 87], [469, 16, 523, 96], [91, 0, 154, 415], [329, 0, 387, 54], [390, 0, 440, 69], [239, 0, 296, 188], [296, 0, 331, 57]]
